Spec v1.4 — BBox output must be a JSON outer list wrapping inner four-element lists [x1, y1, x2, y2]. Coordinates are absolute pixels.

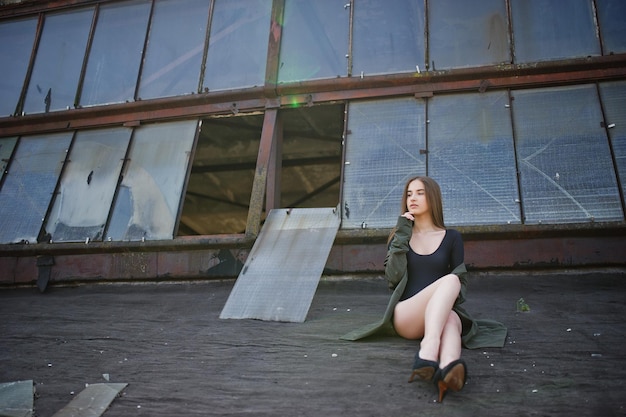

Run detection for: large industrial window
[[203, 0, 271, 92], [138, 0, 210, 100], [343, 97, 426, 229], [512, 84, 623, 224], [599, 80, 626, 204], [23, 8, 93, 114], [429, 0, 509, 70], [0, 17, 37, 116], [596, 0, 626, 55], [80, 0, 151, 106], [428, 91, 520, 225], [278, 0, 349, 83], [351, 0, 424, 76], [107, 120, 198, 241], [510, 0, 600, 63], [44, 127, 131, 243], [0, 132, 73, 244]]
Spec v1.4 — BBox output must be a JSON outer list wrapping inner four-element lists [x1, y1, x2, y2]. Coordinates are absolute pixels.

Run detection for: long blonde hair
[[388, 176, 445, 243]]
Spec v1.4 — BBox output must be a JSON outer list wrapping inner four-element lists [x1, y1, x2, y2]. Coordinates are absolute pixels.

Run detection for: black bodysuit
[[400, 229, 464, 301]]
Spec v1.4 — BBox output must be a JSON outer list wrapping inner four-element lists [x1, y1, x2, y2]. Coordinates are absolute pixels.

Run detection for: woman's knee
[[440, 273, 461, 292]]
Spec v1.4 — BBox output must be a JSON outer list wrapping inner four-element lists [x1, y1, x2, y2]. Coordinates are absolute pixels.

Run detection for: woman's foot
[[408, 352, 438, 383], [434, 359, 467, 402]]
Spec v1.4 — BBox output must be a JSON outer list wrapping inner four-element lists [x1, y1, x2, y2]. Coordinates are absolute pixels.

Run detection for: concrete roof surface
[[1, 269, 625, 417]]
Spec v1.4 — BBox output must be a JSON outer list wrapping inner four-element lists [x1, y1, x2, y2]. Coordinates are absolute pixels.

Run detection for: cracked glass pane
[[512, 84, 623, 224], [106, 120, 197, 241], [138, 0, 210, 99], [511, 0, 600, 63], [429, 91, 521, 225], [343, 97, 426, 229], [203, 0, 271, 91], [599, 80, 626, 205], [45, 127, 131, 242], [0, 17, 37, 116], [352, 0, 424, 76], [23, 7, 93, 114], [0, 132, 73, 243], [80, 0, 151, 106], [429, 0, 509, 70], [278, 0, 349, 83]]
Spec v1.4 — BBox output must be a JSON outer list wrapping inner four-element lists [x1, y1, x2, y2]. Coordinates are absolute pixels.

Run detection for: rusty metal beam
[[2, 56, 625, 138], [245, 108, 278, 238]]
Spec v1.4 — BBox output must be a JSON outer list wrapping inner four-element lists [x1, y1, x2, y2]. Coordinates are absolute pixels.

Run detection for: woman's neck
[[412, 214, 442, 233]]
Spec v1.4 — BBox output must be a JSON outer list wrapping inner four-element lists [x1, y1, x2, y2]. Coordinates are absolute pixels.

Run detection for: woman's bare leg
[[438, 311, 463, 368], [393, 274, 461, 362]]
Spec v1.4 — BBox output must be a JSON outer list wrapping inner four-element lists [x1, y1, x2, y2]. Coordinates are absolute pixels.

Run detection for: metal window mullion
[[14, 12, 44, 117]]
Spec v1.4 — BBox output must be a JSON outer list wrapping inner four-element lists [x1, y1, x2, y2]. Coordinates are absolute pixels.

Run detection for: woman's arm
[[384, 216, 412, 289]]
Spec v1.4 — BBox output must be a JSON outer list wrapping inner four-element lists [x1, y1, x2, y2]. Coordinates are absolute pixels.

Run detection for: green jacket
[[341, 217, 508, 349]]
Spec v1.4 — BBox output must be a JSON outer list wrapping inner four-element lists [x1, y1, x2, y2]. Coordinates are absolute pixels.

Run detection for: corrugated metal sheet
[[220, 207, 340, 322]]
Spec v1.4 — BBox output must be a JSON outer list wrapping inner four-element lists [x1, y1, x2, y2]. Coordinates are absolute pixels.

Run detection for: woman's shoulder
[[444, 228, 463, 241]]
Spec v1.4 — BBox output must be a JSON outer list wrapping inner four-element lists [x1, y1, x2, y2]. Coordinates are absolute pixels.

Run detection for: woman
[[341, 176, 507, 402]]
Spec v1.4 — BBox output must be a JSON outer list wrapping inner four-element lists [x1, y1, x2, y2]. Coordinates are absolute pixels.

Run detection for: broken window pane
[[181, 114, 263, 235], [0, 137, 18, 183], [106, 120, 197, 241], [45, 127, 131, 242], [0, 132, 73, 244], [0, 17, 37, 116], [429, 0, 509, 70], [352, 0, 424, 76], [428, 91, 521, 225], [599, 80, 626, 204], [343, 97, 426, 229], [511, 0, 600, 63], [512, 85, 623, 224], [138, 0, 210, 99], [80, 0, 151, 106], [23, 7, 94, 114], [203, 0, 271, 92], [278, 0, 349, 83], [596, 0, 626, 55]]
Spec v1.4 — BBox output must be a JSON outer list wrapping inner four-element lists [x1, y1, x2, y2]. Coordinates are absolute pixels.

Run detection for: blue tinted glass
[[428, 91, 520, 225], [596, 0, 626, 54], [23, 8, 93, 114], [138, 0, 210, 99], [0, 132, 73, 244], [0, 17, 37, 116], [512, 85, 623, 224], [278, 0, 350, 83], [343, 97, 426, 229], [429, 0, 509, 70], [352, 0, 424, 76], [80, 0, 151, 106], [204, 0, 271, 91], [599, 81, 626, 205], [0, 137, 18, 184], [511, 0, 600, 63], [45, 128, 131, 242], [107, 120, 197, 241]]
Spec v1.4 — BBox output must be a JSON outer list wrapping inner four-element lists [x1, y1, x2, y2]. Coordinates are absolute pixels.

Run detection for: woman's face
[[406, 179, 429, 216]]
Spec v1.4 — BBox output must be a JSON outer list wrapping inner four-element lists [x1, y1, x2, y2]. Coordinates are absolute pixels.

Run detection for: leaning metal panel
[[220, 207, 340, 323]]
